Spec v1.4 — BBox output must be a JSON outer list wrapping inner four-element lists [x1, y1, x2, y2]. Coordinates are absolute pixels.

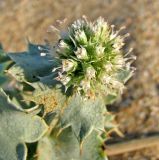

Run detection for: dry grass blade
[[105, 135, 159, 156]]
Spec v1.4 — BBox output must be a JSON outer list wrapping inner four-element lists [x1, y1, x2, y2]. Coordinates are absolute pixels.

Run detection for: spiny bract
[[53, 17, 135, 98]]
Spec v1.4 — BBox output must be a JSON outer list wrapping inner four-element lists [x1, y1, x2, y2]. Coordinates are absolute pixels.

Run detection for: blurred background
[[0, 0, 159, 159]]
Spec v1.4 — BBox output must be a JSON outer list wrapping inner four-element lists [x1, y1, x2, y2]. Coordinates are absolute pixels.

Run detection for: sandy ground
[[0, 0, 159, 159]]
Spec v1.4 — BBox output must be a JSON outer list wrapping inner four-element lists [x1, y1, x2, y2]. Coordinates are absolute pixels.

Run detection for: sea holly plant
[[0, 17, 135, 160]]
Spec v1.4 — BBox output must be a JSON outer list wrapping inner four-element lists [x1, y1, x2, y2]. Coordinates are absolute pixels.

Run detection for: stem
[[105, 135, 159, 156]]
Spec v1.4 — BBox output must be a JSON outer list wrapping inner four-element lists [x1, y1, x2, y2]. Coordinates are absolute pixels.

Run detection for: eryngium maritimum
[[54, 17, 136, 97]]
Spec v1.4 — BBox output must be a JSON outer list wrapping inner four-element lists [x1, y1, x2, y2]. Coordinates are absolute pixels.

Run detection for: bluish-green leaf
[[59, 95, 106, 143], [0, 89, 48, 160], [37, 127, 106, 160], [7, 43, 58, 82]]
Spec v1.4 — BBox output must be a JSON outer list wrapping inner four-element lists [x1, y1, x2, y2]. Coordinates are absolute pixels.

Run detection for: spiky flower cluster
[[54, 17, 135, 97]]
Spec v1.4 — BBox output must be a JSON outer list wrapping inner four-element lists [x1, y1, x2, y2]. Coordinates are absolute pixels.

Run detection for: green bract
[[54, 17, 135, 98]]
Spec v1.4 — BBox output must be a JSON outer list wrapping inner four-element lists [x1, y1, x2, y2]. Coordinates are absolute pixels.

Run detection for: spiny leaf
[[59, 95, 106, 143], [4, 86, 35, 110], [37, 127, 79, 160], [104, 94, 117, 105], [7, 43, 57, 82], [116, 69, 134, 83], [81, 130, 107, 160], [0, 89, 48, 160], [37, 127, 106, 160]]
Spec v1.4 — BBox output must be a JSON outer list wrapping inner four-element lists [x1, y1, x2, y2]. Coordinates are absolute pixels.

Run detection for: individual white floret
[[62, 59, 77, 72], [74, 47, 88, 60], [86, 66, 96, 79]]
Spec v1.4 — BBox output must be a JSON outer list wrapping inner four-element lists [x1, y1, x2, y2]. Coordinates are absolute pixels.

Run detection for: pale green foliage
[[7, 43, 57, 82], [0, 89, 48, 160], [37, 127, 106, 160], [0, 17, 135, 160], [0, 43, 112, 160], [59, 95, 106, 143]]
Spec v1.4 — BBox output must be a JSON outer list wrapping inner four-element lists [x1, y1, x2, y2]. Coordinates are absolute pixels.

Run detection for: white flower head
[[53, 16, 135, 97]]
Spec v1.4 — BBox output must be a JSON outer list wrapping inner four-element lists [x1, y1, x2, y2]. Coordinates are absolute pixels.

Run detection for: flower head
[[53, 17, 135, 98]]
